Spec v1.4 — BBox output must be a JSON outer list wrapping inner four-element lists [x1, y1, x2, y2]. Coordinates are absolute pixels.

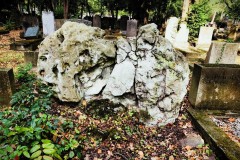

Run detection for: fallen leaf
[[169, 155, 174, 160], [138, 151, 144, 159], [228, 117, 235, 122]]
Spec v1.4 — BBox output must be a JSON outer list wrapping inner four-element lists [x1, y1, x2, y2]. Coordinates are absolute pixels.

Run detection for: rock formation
[[38, 22, 190, 126]]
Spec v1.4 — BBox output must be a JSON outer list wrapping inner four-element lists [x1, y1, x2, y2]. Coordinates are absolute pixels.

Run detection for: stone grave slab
[[205, 42, 239, 64], [165, 17, 179, 44], [24, 26, 39, 39], [42, 11, 55, 37], [188, 108, 240, 160], [197, 27, 214, 50], [10, 38, 43, 51], [55, 19, 65, 30], [189, 64, 240, 110], [126, 19, 138, 37], [24, 51, 39, 67], [65, 19, 92, 26], [0, 68, 15, 106], [93, 15, 101, 28]]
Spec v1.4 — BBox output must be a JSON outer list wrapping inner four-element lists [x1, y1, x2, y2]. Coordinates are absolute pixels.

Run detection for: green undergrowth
[[0, 64, 149, 160]]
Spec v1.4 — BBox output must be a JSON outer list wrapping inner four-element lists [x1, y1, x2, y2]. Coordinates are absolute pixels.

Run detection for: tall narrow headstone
[[24, 51, 39, 67], [42, 11, 55, 37], [197, 26, 214, 50], [93, 15, 101, 28], [175, 23, 189, 43], [120, 15, 129, 31], [126, 19, 138, 37], [205, 42, 239, 64], [165, 17, 179, 44], [0, 68, 15, 106]]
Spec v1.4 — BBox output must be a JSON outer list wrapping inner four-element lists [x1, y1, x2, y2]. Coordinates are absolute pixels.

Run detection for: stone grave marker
[[24, 51, 39, 67], [165, 17, 179, 44], [93, 15, 101, 28], [126, 19, 138, 37], [196, 26, 214, 49], [0, 68, 15, 105], [205, 42, 239, 64], [24, 26, 39, 39], [66, 19, 92, 26], [42, 11, 55, 37], [189, 64, 240, 110], [55, 19, 65, 30], [175, 23, 189, 43], [21, 15, 39, 33], [120, 15, 129, 31]]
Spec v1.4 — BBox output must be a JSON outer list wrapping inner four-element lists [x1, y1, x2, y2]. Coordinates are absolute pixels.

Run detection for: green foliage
[[0, 70, 82, 159], [55, 5, 64, 19], [223, 0, 240, 20], [3, 19, 15, 30], [187, 0, 211, 40], [16, 63, 35, 83]]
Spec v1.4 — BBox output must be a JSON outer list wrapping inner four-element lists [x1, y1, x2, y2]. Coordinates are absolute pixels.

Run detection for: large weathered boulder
[[38, 22, 189, 126]]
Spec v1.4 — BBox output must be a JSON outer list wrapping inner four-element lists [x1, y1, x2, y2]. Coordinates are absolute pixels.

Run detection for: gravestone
[[93, 15, 101, 28], [196, 27, 214, 50], [24, 26, 39, 39], [66, 19, 92, 26], [0, 68, 15, 105], [120, 15, 129, 31], [175, 23, 189, 43], [205, 42, 239, 64], [21, 15, 39, 33], [42, 11, 55, 37], [24, 51, 39, 67], [165, 17, 179, 44], [126, 19, 138, 37], [55, 19, 65, 30], [189, 64, 240, 110]]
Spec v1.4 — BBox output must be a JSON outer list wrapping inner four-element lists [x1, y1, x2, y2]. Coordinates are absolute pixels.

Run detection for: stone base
[[188, 107, 240, 160], [24, 51, 39, 67], [0, 68, 15, 106], [189, 64, 240, 110], [10, 38, 43, 51]]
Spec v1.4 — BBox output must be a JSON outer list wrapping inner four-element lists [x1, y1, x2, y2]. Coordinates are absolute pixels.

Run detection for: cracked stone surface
[[38, 22, 190, 126]]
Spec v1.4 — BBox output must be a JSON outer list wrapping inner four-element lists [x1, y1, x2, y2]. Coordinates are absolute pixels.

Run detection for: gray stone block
[[0, 68, 15, 106], [189, 64, 240, 110]]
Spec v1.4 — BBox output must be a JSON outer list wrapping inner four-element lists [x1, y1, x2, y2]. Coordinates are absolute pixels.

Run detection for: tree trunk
[[63, 0, 69, 19], [181, 0, 190, 22]]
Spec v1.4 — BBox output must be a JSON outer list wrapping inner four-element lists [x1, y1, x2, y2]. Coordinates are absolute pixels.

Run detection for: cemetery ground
[[0, 29, 239, 160]]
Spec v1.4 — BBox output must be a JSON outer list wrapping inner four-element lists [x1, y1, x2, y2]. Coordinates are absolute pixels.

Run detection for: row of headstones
[[164, 17, 215, 49], [42, 11, 138, 38]]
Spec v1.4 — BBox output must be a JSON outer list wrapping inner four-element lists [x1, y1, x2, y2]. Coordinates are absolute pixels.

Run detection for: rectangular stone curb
[[187, 107, 240, 160]]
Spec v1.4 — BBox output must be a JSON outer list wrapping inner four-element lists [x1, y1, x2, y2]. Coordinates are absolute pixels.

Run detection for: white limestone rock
[[38, 22, 116, 102], [38, 22, 189, 126]]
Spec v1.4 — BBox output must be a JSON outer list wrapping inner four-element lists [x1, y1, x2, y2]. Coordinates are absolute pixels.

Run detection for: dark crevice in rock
[[52, 65, 58, 76]]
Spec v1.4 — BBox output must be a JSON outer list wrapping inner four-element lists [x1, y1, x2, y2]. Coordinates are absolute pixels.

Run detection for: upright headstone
[[42, 11, 55, 37], [174, 23, 189, 49], [205, 42, 239, 64], [0, 68, 15, 106], [21, 15, 39, 33], [24, 51, 39, 67], [120, 15, 129, 31], [126, 19, 138, 37], [175, 23, 189, 43], [165, 17, 179, 44], [55, 19, 65, 30], [189, 64, 240, 110], [196, 27, 214, 50], [66, 19, 92, 26], [93, 15, 101, 28], [24, 26, 39, 39]]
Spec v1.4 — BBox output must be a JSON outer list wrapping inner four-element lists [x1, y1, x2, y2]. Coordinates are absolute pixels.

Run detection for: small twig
[[114, 152, 129, 160]]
